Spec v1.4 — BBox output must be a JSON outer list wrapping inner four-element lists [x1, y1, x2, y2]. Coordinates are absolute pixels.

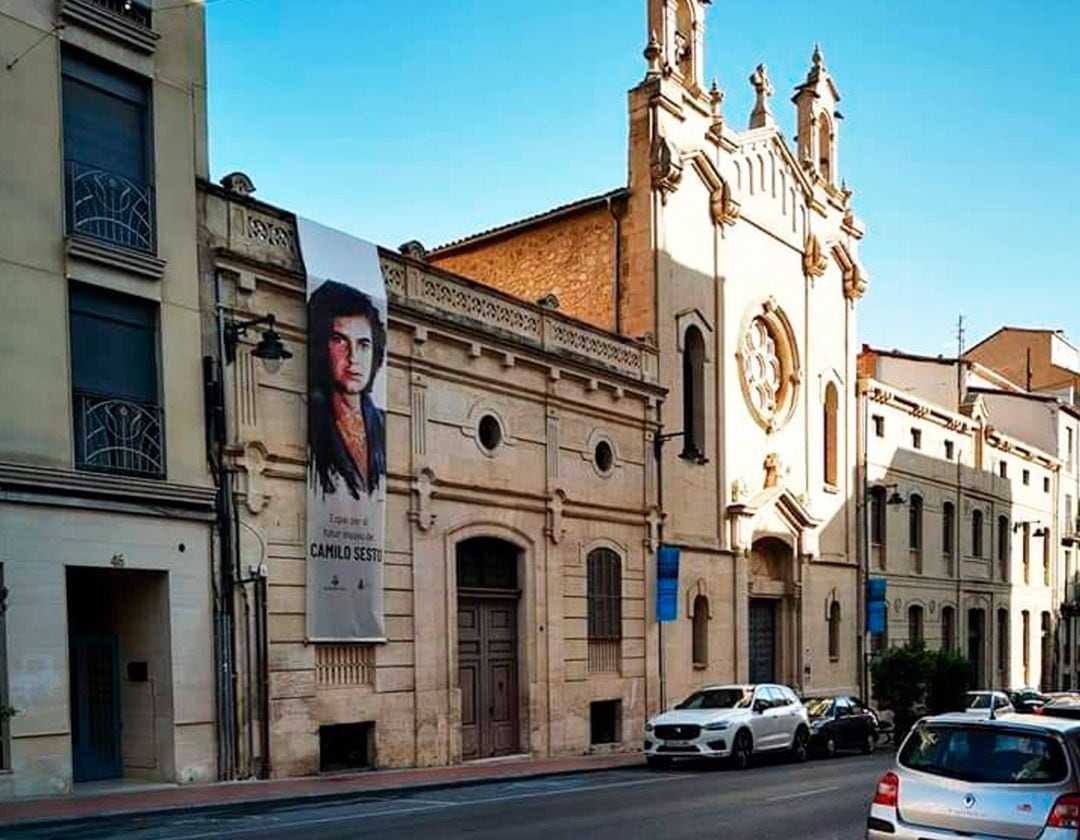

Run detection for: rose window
[[742, 318, 782, 416], [737, 304, 799, 432]]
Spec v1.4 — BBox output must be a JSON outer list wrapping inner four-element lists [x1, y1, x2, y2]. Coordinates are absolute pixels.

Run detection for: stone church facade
[[431, 0, 869, 703]]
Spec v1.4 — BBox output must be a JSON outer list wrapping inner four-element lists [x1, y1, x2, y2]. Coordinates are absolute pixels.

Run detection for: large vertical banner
[[300, 218, 387, 642]]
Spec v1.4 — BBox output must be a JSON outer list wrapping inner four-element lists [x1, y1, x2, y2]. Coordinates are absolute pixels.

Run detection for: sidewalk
[[0, 751, 644, 828]]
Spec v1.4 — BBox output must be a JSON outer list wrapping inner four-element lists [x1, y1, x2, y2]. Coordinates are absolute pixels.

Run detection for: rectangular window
[[62, 49, 154, 252], [587, 550, 622, 642], [1023, 469, 1030, 486], [69, 282, 163, 478], [1067, 495, 1074, 534], [1044, 528, 1052, 587], [999, 461, 1008, 479], [319, 722, 374, 772], [945, 440, 955, 460], [873, 415, 884, 438], [911, 428, 922, 449], [1045, 476, 1051, 493], [1070, 428, 1074, 462], [590, 700, 621, 745]]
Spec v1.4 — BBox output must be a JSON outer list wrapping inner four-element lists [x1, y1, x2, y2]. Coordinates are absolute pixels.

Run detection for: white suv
[[644, 683, 811, 769]]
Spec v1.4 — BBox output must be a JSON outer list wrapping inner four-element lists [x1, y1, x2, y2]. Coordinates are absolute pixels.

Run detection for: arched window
[[909, 494, 923, 550], [972, 509, 984, 558], [1023, 522, 1031, 583], [828, 601, 841, 661], [682, 326, 705, 460], [941, 605, 955, 651], [908, 604, 924, 645], [997, 608, 1009, 676], [1044, 529, 1052, 587], [1022, 610, 1031, 684], [823, 382, 838, 486], [818, 113, 833, 185], [870, 485, 887, 570], [997, 516, 1010, 580], [692, 595, 709, 667], [587, 549, 622, 643], [673, 0, 694, 78], [943, 502, 955, 559]]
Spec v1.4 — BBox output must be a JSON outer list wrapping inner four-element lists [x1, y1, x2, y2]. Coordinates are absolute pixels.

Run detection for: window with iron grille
[[69, 282, 162, 478], [62, 49, 154, 253], [587, 549, 622, 641]]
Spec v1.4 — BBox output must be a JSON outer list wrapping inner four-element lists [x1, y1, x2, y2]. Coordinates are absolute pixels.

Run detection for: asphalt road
[[9, 752, 892, 840]]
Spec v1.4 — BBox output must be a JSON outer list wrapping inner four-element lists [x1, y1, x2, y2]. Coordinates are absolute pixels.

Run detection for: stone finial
[[644, 30, 662, 79], [709, 78, 725, 130], [399, 240, 427, 261], [764, 452, 780, 488], [220, 171, 255, 196], [748, 63, 775, 129], [812, 43, 825, 69]]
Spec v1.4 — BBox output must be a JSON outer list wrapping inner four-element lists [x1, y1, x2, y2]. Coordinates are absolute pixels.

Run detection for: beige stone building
[[859, 348, 1061, 691], [431, 0, 869, 702], [199, 179, 663, 774], [0, 0, 215, 796], [965, 328, 1080, 689]]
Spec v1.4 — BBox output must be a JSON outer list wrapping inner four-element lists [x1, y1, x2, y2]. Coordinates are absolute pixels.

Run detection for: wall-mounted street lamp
[[1013, 520, 1047, 538], [224, 314, 293, 373]]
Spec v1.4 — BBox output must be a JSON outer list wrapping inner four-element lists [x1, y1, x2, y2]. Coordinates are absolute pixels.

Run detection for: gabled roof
[[965, 326, 1076, 357], [429, 188, 629, 256]]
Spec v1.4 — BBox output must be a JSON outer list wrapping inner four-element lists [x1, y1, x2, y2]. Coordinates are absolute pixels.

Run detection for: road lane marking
[[174, 774, 689, 838], [768, 785, 841, 802]]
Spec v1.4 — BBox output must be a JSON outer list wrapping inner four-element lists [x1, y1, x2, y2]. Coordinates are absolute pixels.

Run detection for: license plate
[[664, 740, 691, 746]]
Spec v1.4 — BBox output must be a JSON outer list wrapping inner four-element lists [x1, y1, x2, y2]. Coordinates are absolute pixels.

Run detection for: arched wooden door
[[457, 538, 520, 760]]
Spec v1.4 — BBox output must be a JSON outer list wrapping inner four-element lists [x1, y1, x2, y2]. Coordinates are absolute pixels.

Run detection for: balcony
[[64, 161, 155, 254], [74, 390, 164, 479], [59, 0, 158, 53]]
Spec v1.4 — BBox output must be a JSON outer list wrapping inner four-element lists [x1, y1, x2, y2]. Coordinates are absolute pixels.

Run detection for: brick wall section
[[430, 205, 618, 333]]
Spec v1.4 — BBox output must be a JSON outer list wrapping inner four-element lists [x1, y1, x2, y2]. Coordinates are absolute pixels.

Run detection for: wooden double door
[[458, 595, 519, 760]]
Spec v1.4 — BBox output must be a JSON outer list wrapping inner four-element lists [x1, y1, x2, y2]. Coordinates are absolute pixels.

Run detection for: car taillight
[[873, 771, 899, 808], [1047, 794, 1080, 828]]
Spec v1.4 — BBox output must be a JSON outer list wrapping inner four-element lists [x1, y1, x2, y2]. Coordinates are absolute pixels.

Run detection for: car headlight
[[811, 719, 827, 729], [703, 721, 730, 731], [644, 722, 654, 732]]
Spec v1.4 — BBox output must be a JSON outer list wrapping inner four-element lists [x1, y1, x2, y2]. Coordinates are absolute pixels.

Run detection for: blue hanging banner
[[657, 545, 680, 623], [866, 577, 887, 634]]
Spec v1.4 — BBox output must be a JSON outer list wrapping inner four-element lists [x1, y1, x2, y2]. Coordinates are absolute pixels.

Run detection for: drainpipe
[[607, 194, 625, 335]]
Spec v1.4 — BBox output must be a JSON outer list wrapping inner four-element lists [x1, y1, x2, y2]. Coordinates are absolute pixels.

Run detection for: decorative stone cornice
[[650, 134, 684, 202], [0, 460, 215, 515], [831, 241, 868, 300], [802, 233, 827, 278], [59, 0, 160, 54]]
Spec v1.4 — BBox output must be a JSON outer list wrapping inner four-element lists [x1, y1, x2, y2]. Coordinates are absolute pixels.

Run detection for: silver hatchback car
[[868, 713, 1080, 839]]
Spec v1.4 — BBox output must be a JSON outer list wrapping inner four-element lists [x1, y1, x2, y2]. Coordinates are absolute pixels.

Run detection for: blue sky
[[205, 0, 1080, 354]]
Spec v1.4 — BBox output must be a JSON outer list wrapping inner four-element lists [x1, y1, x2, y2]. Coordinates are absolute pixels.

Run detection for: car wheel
[[731, 730, 752, 770], [822, 734, 837, 758], [790, 727, 809, 763], [645, 755, 671, 769], [862, 730, 876, 755]]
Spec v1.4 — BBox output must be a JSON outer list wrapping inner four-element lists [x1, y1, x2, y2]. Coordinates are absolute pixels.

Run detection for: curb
[[0, 755, 646, 831]]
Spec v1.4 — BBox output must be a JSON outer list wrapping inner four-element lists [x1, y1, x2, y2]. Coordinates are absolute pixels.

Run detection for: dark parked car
[[804, 695, 878, 757], [1007, 688, 1048, 714], [1040, 693, 1080, 720]]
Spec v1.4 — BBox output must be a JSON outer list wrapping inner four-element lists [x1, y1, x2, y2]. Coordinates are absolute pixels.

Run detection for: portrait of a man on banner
[[307, 280, 387, 500]]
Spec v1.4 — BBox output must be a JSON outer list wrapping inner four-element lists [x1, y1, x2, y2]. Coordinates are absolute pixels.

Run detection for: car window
[[835, 698, 853, 717], [900, 724, 1068, 784], [676, 688, 751, 710], [767, 687, 788, 707], [994, 695, 1010, 710], [967, 693, 992, 709], [783, 687, 799, 705]]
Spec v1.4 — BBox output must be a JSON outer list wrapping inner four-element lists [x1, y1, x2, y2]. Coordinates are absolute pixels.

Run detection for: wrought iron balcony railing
[[85, 0, 152, 28], [74, 390, 164, 479], [64, 161, 155, 253]]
